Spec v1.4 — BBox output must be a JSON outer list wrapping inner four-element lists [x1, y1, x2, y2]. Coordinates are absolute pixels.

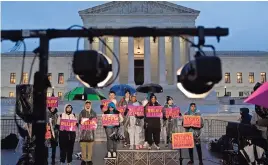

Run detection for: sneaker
[[143, 142, 148, 148], [140, 145, 143, 149], [112, 152, 117, 157], [107, 152, 112, 158], [135, 145, 140, 150], [148, 145, 152, 150], [165, 144, 169, 148], [155, 145, 160, 150], [187, 160, 194, 165], [129, 145, 134, 150], [124, 142, 128, 147]]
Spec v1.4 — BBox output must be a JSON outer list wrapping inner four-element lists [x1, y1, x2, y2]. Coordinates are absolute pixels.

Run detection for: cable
[[67, 25, 120, 87]]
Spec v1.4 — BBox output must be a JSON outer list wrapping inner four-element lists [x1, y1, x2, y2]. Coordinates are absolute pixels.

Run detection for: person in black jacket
[[103, 102, 123, 158], [144, 94, 164, 150]]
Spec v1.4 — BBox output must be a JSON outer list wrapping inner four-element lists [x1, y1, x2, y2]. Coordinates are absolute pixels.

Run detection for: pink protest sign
[[166, 107, 180, 118], [127, 105, 136, 116], [80, 118, 97, 130], [102, 114, 119, 126], [117, 106, 125, 115], [135, 106, 144, 116], [146, 106, 163, 118], [60, 119, 77, 132], [101, 100, 111, 112], [127, 106, 145, 116], [47, 97, 59, 107]]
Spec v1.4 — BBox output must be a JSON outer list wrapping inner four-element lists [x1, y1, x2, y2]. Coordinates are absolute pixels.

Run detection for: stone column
[[144, 37, 151, 84], [188, 36, 195, 61], [84, 38, 92, 50], [98, 37, 103, 52], [172, 37, 181, 85], [158, 37, 167, 85], [128, 37, 135, 85], [113, 37, 120, 85], [102, 37, 107, 55]]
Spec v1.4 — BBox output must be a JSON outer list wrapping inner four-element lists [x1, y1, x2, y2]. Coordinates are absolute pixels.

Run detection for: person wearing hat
[[78, 100, 97, 165], [162, 96, 181, 147], [118, 90, 131, 147], [239, 108, 252, 124], [124, 94, 144, 150]]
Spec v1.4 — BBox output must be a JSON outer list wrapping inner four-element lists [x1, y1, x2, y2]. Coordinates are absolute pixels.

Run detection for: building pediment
[[79, 1, 199, 15]]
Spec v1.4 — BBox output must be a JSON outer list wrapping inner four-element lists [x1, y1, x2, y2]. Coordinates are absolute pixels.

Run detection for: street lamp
[[224, 86, 227, 96], [52, 86, 55, 97]]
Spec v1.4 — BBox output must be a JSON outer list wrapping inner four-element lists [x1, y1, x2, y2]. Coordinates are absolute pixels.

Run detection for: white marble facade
[[1, 2, 268, 98]]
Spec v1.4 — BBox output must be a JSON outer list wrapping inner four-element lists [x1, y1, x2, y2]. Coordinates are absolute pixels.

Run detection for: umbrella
[[136, 83, 163, 93], [110, 84, 136, 96], [244, 82, 268, 108], [64, 87, 106, 101]]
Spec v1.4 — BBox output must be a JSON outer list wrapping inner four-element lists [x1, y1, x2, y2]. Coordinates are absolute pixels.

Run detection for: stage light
[[177, 56, 222, 98], [73, 50, 113, 88]]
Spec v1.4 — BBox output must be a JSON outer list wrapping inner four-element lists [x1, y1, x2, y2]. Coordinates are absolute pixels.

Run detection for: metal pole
[[224, 86, 227, 96], [33, 36, 49, 165]]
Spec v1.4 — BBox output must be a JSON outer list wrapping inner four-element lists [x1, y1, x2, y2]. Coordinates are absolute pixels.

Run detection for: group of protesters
[[45, 89, 204, 165]]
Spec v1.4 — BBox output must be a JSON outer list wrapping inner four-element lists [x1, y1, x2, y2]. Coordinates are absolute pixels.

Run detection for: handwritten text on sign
[[166, 107, 180, 118], [47, 97, 59, 108], [80, 118, 97, 130], [60, 119, 77, 132], [172, 132, 194, 149], [102, 114, 119, 126], [127, 106, 144, 116], [146, 106, 163, 118], [183, 115, 201, 128], [101, 100, 111, 111], [117, 106, 125, 115]]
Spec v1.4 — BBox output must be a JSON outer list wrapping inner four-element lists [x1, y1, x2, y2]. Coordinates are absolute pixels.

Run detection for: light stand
[[179, 148, 183, 165], [224, 86, 227, 96], [1, 26, 229, 165]]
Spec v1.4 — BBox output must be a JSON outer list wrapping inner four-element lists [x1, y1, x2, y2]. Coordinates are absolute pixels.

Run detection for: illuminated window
[[10, 73, 16, 84], [227, 92, 231, 96], [9, 92, 15, 97], [58, 73, 64, 84], [48, 73, 52, 81], [261, 72, 266, 83], [23, 72, 28, 84], [239, 92, 243, 97], [225, 72, 231, 83], [58, 92, 63, 99], [237, 72, 242, 83], [47, 92, 51, 97], [249, 72, 254, 83]]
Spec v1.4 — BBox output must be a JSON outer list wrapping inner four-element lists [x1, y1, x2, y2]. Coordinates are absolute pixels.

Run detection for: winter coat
[[103, 102, 123, 129], [57, 104, 77, 143], [183, 106, 204, 144], [144, 101, 163, 129], [47, 108, 59, 143], [118, 97, 130, 107], [78, 105, 97, 142], [240, 108, 252, 125]]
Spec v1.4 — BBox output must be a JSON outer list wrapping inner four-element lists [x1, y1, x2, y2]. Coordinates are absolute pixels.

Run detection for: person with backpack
[[78, 100, 97, 165], [57, 104, 78, 165]]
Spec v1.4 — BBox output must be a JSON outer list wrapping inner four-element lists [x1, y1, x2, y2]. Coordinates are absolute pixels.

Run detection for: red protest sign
[[172, 132, 194, 149], [166, 107, 180, 118], [102, 114, 119, 126], [101, 100, 111, 111], [183, 115, 201, 128], [80, 118, 97, 130], [47, 97, 59, 107], [146, 106, 163, 118], [59, 119, 77, 132], [117, 106, 125, 115]]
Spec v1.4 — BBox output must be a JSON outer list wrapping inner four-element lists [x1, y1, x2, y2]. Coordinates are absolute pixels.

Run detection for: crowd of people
[[45, 90, 204, 165]]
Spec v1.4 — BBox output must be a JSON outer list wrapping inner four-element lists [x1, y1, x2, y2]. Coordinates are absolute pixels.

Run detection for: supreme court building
[[1, 1, 268, 98]]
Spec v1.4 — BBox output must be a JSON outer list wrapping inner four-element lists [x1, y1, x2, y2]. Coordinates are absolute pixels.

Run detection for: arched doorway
[[134, 59, 144, 85]]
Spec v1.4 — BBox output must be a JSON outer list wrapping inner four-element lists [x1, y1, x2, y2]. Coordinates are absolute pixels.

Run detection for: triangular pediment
[[79, 1, 199, 15]]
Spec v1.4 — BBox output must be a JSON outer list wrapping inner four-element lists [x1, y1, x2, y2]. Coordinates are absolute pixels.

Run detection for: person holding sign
[[103, 102, 124, 158], [101, 91, 117, 112], [162, 96, 181, 147], [118, 90, 131, 147], [182, 103, 204, 165], [144, 94, 163, 150], [56, 104, 78, 165], [78, 100, 97, 165], [124, 94, 144, 150]]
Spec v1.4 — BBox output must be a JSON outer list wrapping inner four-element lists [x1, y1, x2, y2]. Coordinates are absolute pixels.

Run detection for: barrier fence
[[1, 116, 229, 141]]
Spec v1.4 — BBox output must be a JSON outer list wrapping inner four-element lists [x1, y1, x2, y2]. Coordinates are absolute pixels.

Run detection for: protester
[[118, 90, 131, 147], [144, 94, 163, 150], [57, 104, 78, 165], [103, 102, 123, 158], [124, 94, 143, 150], [45, 107, 59, 165], [183, 103, 203, 165], [101, 91, 117, 112], [78, 100, 97, 165], [239, 107, 252, 124], [142, 93, 151, 148], [162, 96, 180, 147]]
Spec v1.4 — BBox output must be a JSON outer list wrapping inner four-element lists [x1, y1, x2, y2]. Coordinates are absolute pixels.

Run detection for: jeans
[[105, 127, 119, 152]]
